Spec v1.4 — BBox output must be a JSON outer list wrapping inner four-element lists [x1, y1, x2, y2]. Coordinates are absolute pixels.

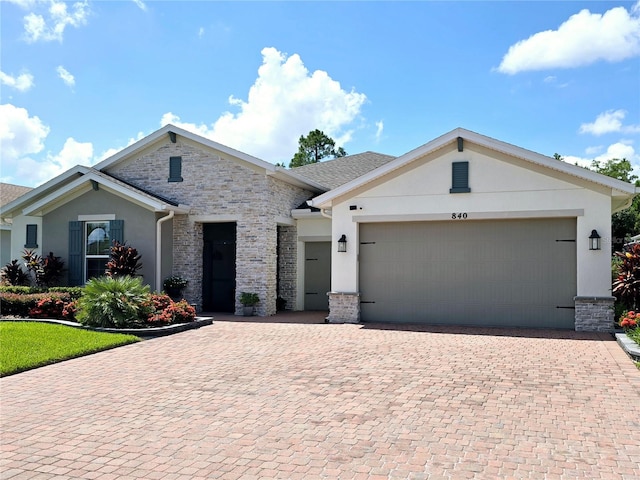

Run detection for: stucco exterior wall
[[105, 137, 312, 315], [1, 228, 12, 266], [329, 143, 613, 299], [294, 215, 332, 310], [9, 215, 42, 262], [41, 189, 158, 287]]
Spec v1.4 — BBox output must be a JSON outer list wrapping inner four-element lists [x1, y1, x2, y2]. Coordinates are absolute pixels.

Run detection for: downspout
[[156, 210, 175, 291], [320, 208, 332, 219]]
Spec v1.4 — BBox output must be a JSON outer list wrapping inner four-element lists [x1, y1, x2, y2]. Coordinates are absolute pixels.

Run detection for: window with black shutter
[[168, 156, 183, 182], [25, 224, 38, 248], [450, 161, 470, 193]]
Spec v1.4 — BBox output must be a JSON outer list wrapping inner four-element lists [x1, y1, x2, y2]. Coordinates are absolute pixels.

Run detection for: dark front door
[[304, 242, 331, 310], [202, 223, 236, 312]]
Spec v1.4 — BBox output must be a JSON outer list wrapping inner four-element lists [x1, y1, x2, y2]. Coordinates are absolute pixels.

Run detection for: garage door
[[359, 218, 576, 328]]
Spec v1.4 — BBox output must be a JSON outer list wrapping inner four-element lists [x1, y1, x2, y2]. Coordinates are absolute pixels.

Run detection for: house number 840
[[452, 212, 468, 219]]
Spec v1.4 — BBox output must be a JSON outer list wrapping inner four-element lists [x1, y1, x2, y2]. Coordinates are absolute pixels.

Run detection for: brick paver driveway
[[2, 313, 640, 479]]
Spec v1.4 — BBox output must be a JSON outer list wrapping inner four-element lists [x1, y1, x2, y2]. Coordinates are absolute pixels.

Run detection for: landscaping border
[[615, 332, 640, 361], [0, 317, 213, 338]]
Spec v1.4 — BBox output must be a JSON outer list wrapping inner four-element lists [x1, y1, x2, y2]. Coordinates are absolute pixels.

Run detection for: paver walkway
[[1, 313, 640, 479]]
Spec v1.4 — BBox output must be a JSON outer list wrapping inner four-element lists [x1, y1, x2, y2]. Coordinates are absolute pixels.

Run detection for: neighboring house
[[1, 125, 636, 331], [0, 183, 33, 267]]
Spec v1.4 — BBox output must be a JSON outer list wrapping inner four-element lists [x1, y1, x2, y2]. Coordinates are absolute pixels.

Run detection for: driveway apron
[[1, 316, 640, 479]]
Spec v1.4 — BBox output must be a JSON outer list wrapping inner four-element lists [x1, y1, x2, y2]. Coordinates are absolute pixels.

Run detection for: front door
[[304, 242, 331, 310], [202, 223, 236, 312]]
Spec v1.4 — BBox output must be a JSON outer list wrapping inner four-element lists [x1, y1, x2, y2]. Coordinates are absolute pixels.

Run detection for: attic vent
[[168, 156, 183, 182], [450, 161, 470, 193]]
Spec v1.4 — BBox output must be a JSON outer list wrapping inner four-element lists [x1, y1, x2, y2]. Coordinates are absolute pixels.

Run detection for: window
[[85, 221, 111, 280], [168, 156, 183, 182], [25, 224, 38, 248], [68, 219, 123, 286], [450, 161, 470, 193]]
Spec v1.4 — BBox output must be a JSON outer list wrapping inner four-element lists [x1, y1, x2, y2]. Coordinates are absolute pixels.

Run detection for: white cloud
[[198, 27, 204, 38], [98, 132, 146, 161], [14, 138, 94, 186], [563, 141, 639, 169], [0, 71, 34, 92], [0, 103, 97, 186], [375, 120, 384, 142], [16, 0, 90, 43], [0, 104, 50, 167], [160, 47, 367, 163], [579, 109, 640, 136], [498, 2, 640, 74], [56, 65, 75, 88], [132, 0, 147, 12]]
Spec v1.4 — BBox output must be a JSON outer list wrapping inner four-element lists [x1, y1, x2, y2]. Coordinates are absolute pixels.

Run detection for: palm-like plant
[[106, 241, 142, 278], [613, 243, 640, 310], [76, 276, 151, 328]]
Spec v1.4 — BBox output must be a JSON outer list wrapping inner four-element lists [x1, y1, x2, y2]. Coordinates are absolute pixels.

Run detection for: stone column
[[574, 296, 615, 332], [327, 292, 360, 323]]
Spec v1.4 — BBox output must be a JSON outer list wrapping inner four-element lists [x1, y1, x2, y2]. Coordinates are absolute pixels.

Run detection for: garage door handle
[[306, 258, 318, 261], [360, 301, 376, 304], [360, 242, 376, 245], [555, 239, 576, 242], [556, 306, 576, 309], [306, 292, 318, 295]]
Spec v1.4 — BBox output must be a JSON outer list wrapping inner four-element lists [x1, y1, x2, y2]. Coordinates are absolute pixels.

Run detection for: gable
[[360, 142, 589, 200], [309, 128, 636, 210]]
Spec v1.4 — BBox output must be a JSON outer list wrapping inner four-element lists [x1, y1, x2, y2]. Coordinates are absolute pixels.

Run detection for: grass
[[0, 321, 140, 377]]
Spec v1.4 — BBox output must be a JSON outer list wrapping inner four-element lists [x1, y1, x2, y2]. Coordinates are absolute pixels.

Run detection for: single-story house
[[1, 183, 33, 267], [1, 125, 635, 331]]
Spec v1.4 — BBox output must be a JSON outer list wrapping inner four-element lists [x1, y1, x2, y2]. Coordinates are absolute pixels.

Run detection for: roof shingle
[[291, 151, 395, 190]]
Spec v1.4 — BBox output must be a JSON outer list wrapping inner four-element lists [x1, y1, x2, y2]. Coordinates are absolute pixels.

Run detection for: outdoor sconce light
[[589, 229, 601, 250], [337, 234, 347, 253]]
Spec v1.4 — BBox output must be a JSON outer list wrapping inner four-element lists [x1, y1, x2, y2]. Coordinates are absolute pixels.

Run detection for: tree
[[591, 158, 637, 184], [289, 129, 346, 168], [590, 158, 640, 252]]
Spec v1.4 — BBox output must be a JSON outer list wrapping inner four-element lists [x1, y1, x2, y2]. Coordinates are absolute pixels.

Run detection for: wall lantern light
[[337, 234, 347, 253], [589, 229, 601, 250]]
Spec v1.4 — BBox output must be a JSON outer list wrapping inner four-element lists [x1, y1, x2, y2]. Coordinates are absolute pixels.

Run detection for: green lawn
[[0, 321, 140, 377]]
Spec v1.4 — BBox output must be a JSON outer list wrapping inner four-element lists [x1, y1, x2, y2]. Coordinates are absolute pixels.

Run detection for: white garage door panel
[[359, 219, 576, 328]]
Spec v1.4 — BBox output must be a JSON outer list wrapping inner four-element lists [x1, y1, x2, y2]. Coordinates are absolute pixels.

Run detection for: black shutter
[[68, 221, 83, 286], [110, 220, 124, 244], [450, 161, 471, 193], [24, 224, 38, 248], [168, 156, 183, 182]]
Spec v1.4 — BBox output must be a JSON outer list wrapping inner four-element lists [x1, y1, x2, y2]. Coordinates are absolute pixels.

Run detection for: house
[[1, 183, 33, 267], [1, 125, 635, 331]]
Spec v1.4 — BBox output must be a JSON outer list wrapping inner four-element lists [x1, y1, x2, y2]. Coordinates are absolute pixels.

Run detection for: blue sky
[[1, 0, 639, 187]]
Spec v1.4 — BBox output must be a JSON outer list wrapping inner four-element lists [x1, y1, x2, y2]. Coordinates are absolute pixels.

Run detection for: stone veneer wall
[[277, 225, 297, 311], [104, 137, 312, 316], [327, 292, 360, 323], [574, 296, 615, 332]]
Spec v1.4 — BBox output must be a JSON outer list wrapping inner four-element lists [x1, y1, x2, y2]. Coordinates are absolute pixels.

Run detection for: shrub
[[0, 260, 29, 286], [143, 293, 196, 326], [169, 300, 196, 324], [163, 275, 188, 290], [0, 286, 41, 295], [61, 300, 78, 321], [48, 287, 84, 300], [76, 276, 150, 328], [1, 292, 52, 317], [39, 252, 65, 287], [240, 292, 259, 306], [28, 295, 70, 319], [612, 243, 640, 311], [106, 241, 142, 278]]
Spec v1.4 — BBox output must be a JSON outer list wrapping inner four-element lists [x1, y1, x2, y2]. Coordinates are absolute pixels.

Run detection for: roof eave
[[309, 127, 638, 208], [0, 165, 91, 218]]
